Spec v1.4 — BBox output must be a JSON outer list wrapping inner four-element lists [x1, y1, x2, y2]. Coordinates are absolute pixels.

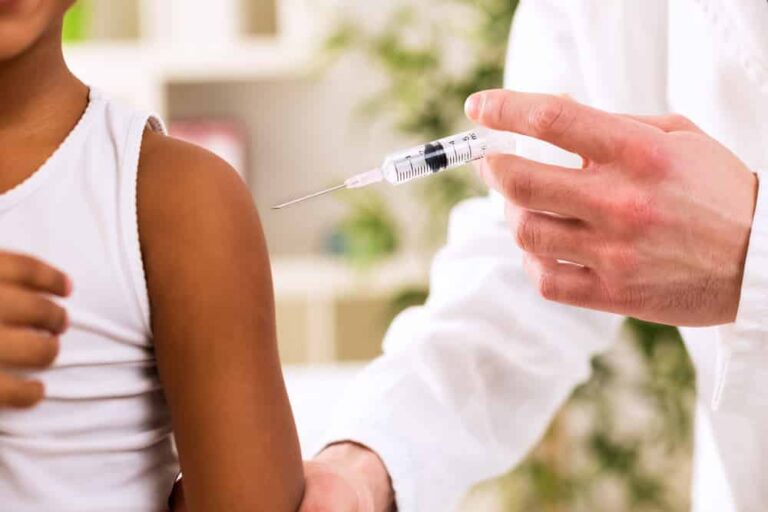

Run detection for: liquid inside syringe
[[273, 126, 516, 209]]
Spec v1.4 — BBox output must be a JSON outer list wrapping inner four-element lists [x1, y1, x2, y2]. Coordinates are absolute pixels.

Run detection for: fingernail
[[465, 93, 482, 120], [64, 276, 73, 296]]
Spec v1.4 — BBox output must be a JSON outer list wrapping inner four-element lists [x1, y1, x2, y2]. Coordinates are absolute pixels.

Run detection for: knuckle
[[529, 97, 567, 137], [483, 154, 507, 183], [602, 244, 639, 276], [484, 153, 506, 171], [593, 193, 620, 220], [597, 279, 622, 309], [667, 113, 694, 130], [39, 298, 66, 330], [595, 275, 627, 307], [617, 194, 657, 231], [514, 211, 540, 253], [507, 171, 534, 206], [639, 141, 672, 176], [504, 201, 518, 224], [537, 273, 560, 301], [631, 195, 656, 227], [617, 285, 645, 310], [29, 337, 60, 368]]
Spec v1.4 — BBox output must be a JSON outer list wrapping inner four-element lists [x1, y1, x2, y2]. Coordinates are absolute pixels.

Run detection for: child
[[0, 1, 304, 510]]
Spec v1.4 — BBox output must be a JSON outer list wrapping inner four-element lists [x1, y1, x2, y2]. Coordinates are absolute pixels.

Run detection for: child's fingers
[[0, 286, 69, 334], [0, 253, 71, 297], [0, 373, 44, 409], [0, 327, 59, 369]]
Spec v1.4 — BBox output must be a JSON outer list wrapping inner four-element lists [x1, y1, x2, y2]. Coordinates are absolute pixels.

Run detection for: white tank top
[[0, 89, 178, 511]]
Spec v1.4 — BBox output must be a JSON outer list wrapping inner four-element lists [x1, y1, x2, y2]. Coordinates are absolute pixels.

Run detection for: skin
[[0, 1, 305, 509], [270, 89, 762, 511], [140, 132, 304, 512], [465, 89, 758, 326], [0, 253, 70, 407], [173, 442, 394, 512], [12, 1, 752, 507], [299, 443, 394, 512], [0, 0, 81, 408]]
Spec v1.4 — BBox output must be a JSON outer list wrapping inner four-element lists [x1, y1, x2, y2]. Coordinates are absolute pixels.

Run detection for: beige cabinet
[[273, 255, 429, 364]]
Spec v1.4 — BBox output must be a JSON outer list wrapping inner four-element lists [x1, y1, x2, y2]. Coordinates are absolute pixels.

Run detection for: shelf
[[62, 0, 320, 113], [65, 0, 288, 42], [242, 0, 280, 37], [272, 254, 431, 364], [64, 39, 312, 114], [65, 39, 310, 80], [161, 40, 312, 82]]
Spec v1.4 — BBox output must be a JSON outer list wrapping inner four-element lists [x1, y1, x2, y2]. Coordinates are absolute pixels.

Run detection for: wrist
[[317, 442, 396, 512]]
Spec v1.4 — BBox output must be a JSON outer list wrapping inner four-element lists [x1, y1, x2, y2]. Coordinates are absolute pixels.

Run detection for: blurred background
[[63, 1, 696, 510]]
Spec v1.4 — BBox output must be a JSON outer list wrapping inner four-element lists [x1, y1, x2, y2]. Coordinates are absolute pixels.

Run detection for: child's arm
[[137, 131, 304, 512]]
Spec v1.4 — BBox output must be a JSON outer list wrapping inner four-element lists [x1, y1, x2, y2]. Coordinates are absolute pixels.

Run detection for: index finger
[[465, 90, 653, 162], [0, 253, 71, 297]]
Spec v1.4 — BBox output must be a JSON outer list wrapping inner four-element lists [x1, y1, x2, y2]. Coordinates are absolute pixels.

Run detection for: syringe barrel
[[380, 127, 516, 186]]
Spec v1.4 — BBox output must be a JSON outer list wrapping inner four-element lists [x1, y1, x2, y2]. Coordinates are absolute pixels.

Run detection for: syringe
[[272, 126, 516, 209]]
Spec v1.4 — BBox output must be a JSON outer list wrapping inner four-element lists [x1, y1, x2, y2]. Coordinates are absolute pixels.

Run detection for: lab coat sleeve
[[322, 2, 625, 510], [714, 171, 768, 412]]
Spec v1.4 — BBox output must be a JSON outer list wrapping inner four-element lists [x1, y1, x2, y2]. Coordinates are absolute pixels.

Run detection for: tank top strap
[[111, 93, 167, 336]]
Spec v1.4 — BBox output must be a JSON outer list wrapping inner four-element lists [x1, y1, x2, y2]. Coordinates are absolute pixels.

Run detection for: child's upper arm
[[137, 131, 304, 512]]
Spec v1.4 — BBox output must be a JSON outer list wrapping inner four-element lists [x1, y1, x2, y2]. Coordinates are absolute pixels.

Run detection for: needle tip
[[271, 183, 347, 211]]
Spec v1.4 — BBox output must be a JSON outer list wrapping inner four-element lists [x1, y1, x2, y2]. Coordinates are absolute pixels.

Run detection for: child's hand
[[0, 252, 70, 407]]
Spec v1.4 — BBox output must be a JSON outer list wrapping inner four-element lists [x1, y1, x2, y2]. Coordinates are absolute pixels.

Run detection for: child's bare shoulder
[[138, 129, 246, 202], [136, 128, 268, 304], [137, 129, 257, 240]]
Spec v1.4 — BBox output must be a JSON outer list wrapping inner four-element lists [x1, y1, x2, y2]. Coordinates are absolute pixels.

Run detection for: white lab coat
[[325, 1, 768, 511]]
